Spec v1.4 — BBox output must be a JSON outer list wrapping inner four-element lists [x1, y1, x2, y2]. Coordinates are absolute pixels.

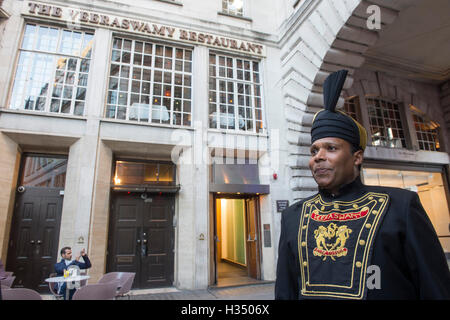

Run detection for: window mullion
[[170, 47, 175, 126]]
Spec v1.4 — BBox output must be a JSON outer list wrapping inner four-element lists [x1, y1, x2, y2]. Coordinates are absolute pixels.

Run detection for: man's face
[[309, 137, 363, 194], [62, 249, 72, 260]]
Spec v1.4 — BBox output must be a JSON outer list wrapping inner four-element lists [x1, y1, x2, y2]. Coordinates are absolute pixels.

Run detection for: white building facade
[[0, 0, 448, 291]]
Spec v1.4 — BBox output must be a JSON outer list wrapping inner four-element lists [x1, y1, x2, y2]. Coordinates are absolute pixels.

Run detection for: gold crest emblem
[[313, 223, 352, 261]]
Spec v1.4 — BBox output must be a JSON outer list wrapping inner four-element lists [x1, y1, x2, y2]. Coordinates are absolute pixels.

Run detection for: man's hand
[[80, 248, 86, 256]]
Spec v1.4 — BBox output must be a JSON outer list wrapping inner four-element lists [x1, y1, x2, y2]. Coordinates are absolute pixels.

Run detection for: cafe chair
[[0, 275, 15, 288], [2, 288, 42, 300], [4, 271, 14, 277], [47, 273, 64, 300], [72, 281, 119, 300], [97, 272, 136, 299], [116, 273, 136, 300]]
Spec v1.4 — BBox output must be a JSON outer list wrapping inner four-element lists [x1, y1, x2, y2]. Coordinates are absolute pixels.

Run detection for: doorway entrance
[[7, 154, 67, 292], [107, 192, 175, 289], [213, 196, 261, 287]]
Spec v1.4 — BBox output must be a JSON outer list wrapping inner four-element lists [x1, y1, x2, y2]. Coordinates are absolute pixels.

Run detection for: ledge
[[154, 0, 183, 6], [111, 184, 181, 193], [217, 11, 252, 23], [209, 183, 269, 195], [0, 108, 87, 121], [0, 8, 10, 19]]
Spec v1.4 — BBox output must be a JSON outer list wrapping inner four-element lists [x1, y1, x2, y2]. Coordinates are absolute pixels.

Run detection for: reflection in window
[[20, 155, 67, 188], [209, 54, 264, 133], [410, 105, 440, 151], [366, 97, 406, 148], [114, 161, 175, 185], [222, 0, 244, 16], [106, 38, 192, 126], [363, 167, 450, 251], [10, 24, 93, 116]]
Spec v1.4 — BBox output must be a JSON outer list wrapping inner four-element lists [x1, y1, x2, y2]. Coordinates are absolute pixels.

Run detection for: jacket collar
[[318, 175, 366, 201]]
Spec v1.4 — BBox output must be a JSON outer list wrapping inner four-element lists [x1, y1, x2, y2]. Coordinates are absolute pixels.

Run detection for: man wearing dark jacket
[[275, 70, 450, 300], [55, 247, 91, 300]]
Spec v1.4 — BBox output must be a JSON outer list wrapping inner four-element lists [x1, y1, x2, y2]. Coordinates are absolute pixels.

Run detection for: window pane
[[366, 97, 406, 148], [208, 54, 263, 132], [222, 0, 244, 16], [10, 24, 92, 115], [106, 38, 192, 125], [21, 156, 68, 188], [114, 161, 175, 185]]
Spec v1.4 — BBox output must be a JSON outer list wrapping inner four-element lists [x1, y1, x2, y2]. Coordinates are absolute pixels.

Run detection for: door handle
[[143, 239, 147, 244], [30, 240, 35, 244], [137, 239, 141, 243], [36, 240, 42, 244]]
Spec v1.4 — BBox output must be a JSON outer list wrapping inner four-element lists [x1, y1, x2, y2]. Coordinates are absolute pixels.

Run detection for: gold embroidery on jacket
[[313, 223, 352, 261], [297, 192, 389, 300]]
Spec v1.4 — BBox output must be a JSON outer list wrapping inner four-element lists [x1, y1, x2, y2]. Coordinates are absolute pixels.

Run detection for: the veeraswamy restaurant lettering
[[25, 1, 265, 56]]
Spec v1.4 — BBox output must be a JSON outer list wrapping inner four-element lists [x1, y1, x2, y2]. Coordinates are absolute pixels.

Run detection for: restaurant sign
[[24, 1, 265, 57]]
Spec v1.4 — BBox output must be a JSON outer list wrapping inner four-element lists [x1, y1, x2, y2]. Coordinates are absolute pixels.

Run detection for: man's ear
[[353, 150, 364, 166], [354, 149, 364, 166]]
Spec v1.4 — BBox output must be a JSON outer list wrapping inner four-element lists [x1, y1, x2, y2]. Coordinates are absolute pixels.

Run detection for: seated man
[[55, 247, 91, 300]]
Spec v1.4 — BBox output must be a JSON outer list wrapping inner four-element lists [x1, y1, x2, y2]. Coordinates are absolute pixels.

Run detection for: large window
[[10, 24, 93, 116], [209, 53, 264, 133], [222, 0, 244, 16], [366, 97, 406, 148], [20, 155, 67, 188], [106, 38, 192, 126], [113, 160, 175, 186], [410, 106, 441, 151]]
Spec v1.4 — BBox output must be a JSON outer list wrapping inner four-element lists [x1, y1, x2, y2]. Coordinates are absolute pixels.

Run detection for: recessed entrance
[[213, 196, 261, 287], [6, 154, 67, 292], [107, 192, 175, 289]]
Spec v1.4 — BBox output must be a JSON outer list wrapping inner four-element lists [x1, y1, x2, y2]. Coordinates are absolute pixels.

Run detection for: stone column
[[87, 141, 113, 282], [192, 46, 209, 289], [176, 147, 196, 289], [57, 28, 111, 262], [0, 133, 20, 261]]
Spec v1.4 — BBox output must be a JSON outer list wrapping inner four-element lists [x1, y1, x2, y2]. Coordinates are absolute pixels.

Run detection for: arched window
[[410, 105, 441, 151], [366, 97, 406, 148]]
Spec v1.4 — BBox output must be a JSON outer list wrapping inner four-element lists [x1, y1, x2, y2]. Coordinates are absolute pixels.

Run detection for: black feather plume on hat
[[323, 69, 348, 112]]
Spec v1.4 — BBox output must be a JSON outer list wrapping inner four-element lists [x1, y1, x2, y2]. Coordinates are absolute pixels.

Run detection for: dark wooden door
[[7, 187, 63, 292], [108, 193, 174, 288], [245, 197, 261, 279]]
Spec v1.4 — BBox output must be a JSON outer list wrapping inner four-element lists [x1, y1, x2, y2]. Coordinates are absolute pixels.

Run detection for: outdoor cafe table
[[45, 275, 90, 299]]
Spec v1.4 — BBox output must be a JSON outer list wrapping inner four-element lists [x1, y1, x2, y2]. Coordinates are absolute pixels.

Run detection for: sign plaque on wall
[[276, 200, 289, 213]]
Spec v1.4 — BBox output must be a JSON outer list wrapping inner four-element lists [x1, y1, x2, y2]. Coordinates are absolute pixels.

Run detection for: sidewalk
[[125, 282, 275, 300]]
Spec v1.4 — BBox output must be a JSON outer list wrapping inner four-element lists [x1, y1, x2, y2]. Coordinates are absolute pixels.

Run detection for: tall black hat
[[311, 70, 367, 151]]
